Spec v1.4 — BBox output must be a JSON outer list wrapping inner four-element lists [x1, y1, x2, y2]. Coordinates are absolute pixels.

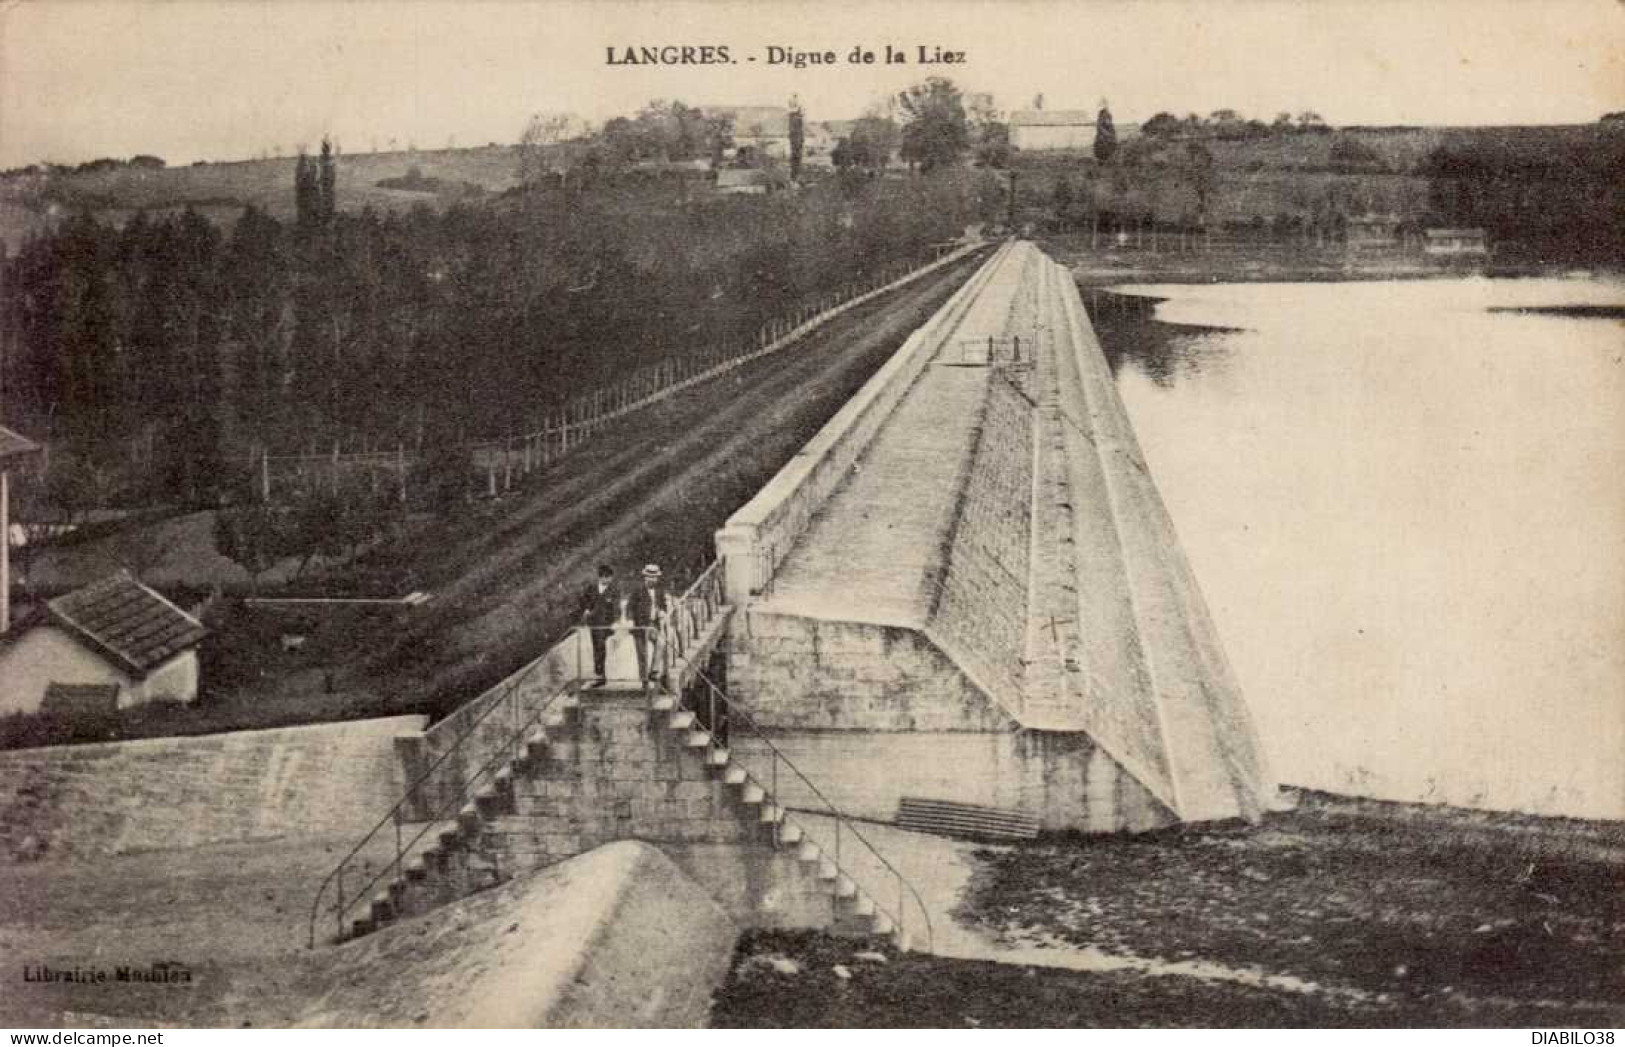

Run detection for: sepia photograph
[[0, 0, 1621, 1032]]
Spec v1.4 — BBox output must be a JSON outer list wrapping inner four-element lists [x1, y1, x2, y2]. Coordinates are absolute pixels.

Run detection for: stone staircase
[[343, 682, 910, 948]]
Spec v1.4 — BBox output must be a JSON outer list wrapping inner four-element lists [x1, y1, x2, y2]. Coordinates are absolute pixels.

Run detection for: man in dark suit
[[577, 564, 621, 686]]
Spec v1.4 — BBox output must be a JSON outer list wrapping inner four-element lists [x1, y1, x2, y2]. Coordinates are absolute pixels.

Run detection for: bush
[[1328, 136, 1387, 172]]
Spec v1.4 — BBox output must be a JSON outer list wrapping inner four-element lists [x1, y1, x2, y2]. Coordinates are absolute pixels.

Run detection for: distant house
[[0, 426, 40, 634], [1346, 214, 1403, 250], [1009, 110, 1096, 151], [801, 120, 843, 164], [0, 570, 207, 716], [703, 105, 791, 158], [715, 168, 772, 195], [1422, 228, 1489, 257]]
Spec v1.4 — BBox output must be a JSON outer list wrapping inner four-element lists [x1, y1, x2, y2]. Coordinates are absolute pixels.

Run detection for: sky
[[2, 0, 1622, 167]]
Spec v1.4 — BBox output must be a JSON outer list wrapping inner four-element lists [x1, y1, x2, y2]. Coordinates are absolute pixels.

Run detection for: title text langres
[[606, 45, 732, 65]]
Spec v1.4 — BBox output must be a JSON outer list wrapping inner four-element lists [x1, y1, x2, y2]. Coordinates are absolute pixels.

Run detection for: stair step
[[722, 766, 748, 785], [707, 747, 730, 766], [759, 803, 782, 824], [684, 731, 710, 748], [370, 892, 395, 923], [650, 695, 676, 711], [404, 857, 428, 881], [817, 859, 839, 881], [846, 894, 876, 917], [669, 710, 696, 730], [525, 727, 549, 748], [834, 875, 858, 898], [544, 711, 567, 728], [561, 693, 580, 709], [741, 783, 765, 804], [437, 826, 462, 849], [457, 803, 481, 833], [493, 768, 513, 791], [778, 823, 803, 845], [797, 841, 821, 863], [875, 914, 895, 936], [350, 915, 374, 939]]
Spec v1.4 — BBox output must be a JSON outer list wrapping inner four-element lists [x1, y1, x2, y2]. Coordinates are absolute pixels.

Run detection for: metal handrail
[[306, 559, 931, 952], [682, 662, 935, 953], [305, 659, 578, 947], [307, 562, 729, 948]]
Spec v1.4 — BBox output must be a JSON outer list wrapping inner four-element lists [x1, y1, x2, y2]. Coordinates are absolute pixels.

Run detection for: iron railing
[[306, 562, 730, 948], [305, 658, 578, 948], [306, 557, 930, 952], [680, 663, 936, 953]]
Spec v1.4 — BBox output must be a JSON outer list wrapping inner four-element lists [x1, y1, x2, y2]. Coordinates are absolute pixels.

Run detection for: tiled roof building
[[0, 570, 206, 715], [47, 571, 207, 677]]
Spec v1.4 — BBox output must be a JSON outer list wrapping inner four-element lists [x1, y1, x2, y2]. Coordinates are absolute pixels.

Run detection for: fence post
[[261, 448, 271, 503], [398, 443, 407, 505]]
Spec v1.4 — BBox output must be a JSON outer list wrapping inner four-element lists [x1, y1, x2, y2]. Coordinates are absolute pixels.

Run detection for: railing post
[[336, 867, 344, 940], [899, 875, 905, 946]]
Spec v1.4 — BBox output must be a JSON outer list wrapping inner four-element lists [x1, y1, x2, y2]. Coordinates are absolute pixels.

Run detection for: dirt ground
[[712, 791, 1625, 1028]]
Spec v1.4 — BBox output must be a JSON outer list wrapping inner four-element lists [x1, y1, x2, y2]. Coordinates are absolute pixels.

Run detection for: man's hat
[[642, 564, 662, 579]]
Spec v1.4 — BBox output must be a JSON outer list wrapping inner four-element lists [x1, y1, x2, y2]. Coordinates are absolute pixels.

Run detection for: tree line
[[1419, 127, 1625, 260], [1, 129, 993, 511]]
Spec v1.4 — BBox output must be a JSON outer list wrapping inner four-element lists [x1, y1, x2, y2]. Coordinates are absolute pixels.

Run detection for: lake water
[[1105, 277, 1625, 821]]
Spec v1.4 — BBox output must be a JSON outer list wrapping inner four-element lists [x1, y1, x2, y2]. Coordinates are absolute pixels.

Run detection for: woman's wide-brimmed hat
[[642, 564, 662, 579]]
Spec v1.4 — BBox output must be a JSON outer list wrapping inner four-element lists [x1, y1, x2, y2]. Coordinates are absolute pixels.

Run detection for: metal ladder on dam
[[306, 561, 932, 953]]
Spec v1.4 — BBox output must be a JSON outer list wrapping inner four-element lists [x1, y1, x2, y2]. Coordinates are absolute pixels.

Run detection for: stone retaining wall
[[0, 716, 425, 864]]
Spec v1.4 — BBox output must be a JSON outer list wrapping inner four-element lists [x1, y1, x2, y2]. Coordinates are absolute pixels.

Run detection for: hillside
[[6, 122, 1619, 255], [0, 145, 521, 251], [1012, 122, 1622, 254]]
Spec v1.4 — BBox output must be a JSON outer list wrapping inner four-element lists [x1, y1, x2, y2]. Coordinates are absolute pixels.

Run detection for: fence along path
[[260, 241, 990, 503]]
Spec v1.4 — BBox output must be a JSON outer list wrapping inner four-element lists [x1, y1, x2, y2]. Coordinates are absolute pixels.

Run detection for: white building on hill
[[1008, 110, 1140, 152], [1009, 109, 1097, 151]]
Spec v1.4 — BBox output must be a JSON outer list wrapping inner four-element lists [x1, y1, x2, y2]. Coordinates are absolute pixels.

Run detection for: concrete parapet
[[717, 242, 1273, 830], [717, 242, 1018, 604], [730, 611, 1011, 732], [727, 728, 1170, 833]]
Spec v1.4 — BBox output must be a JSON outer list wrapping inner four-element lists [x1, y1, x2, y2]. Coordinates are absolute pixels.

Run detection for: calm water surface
[[1108, 277, 1625, 820]]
